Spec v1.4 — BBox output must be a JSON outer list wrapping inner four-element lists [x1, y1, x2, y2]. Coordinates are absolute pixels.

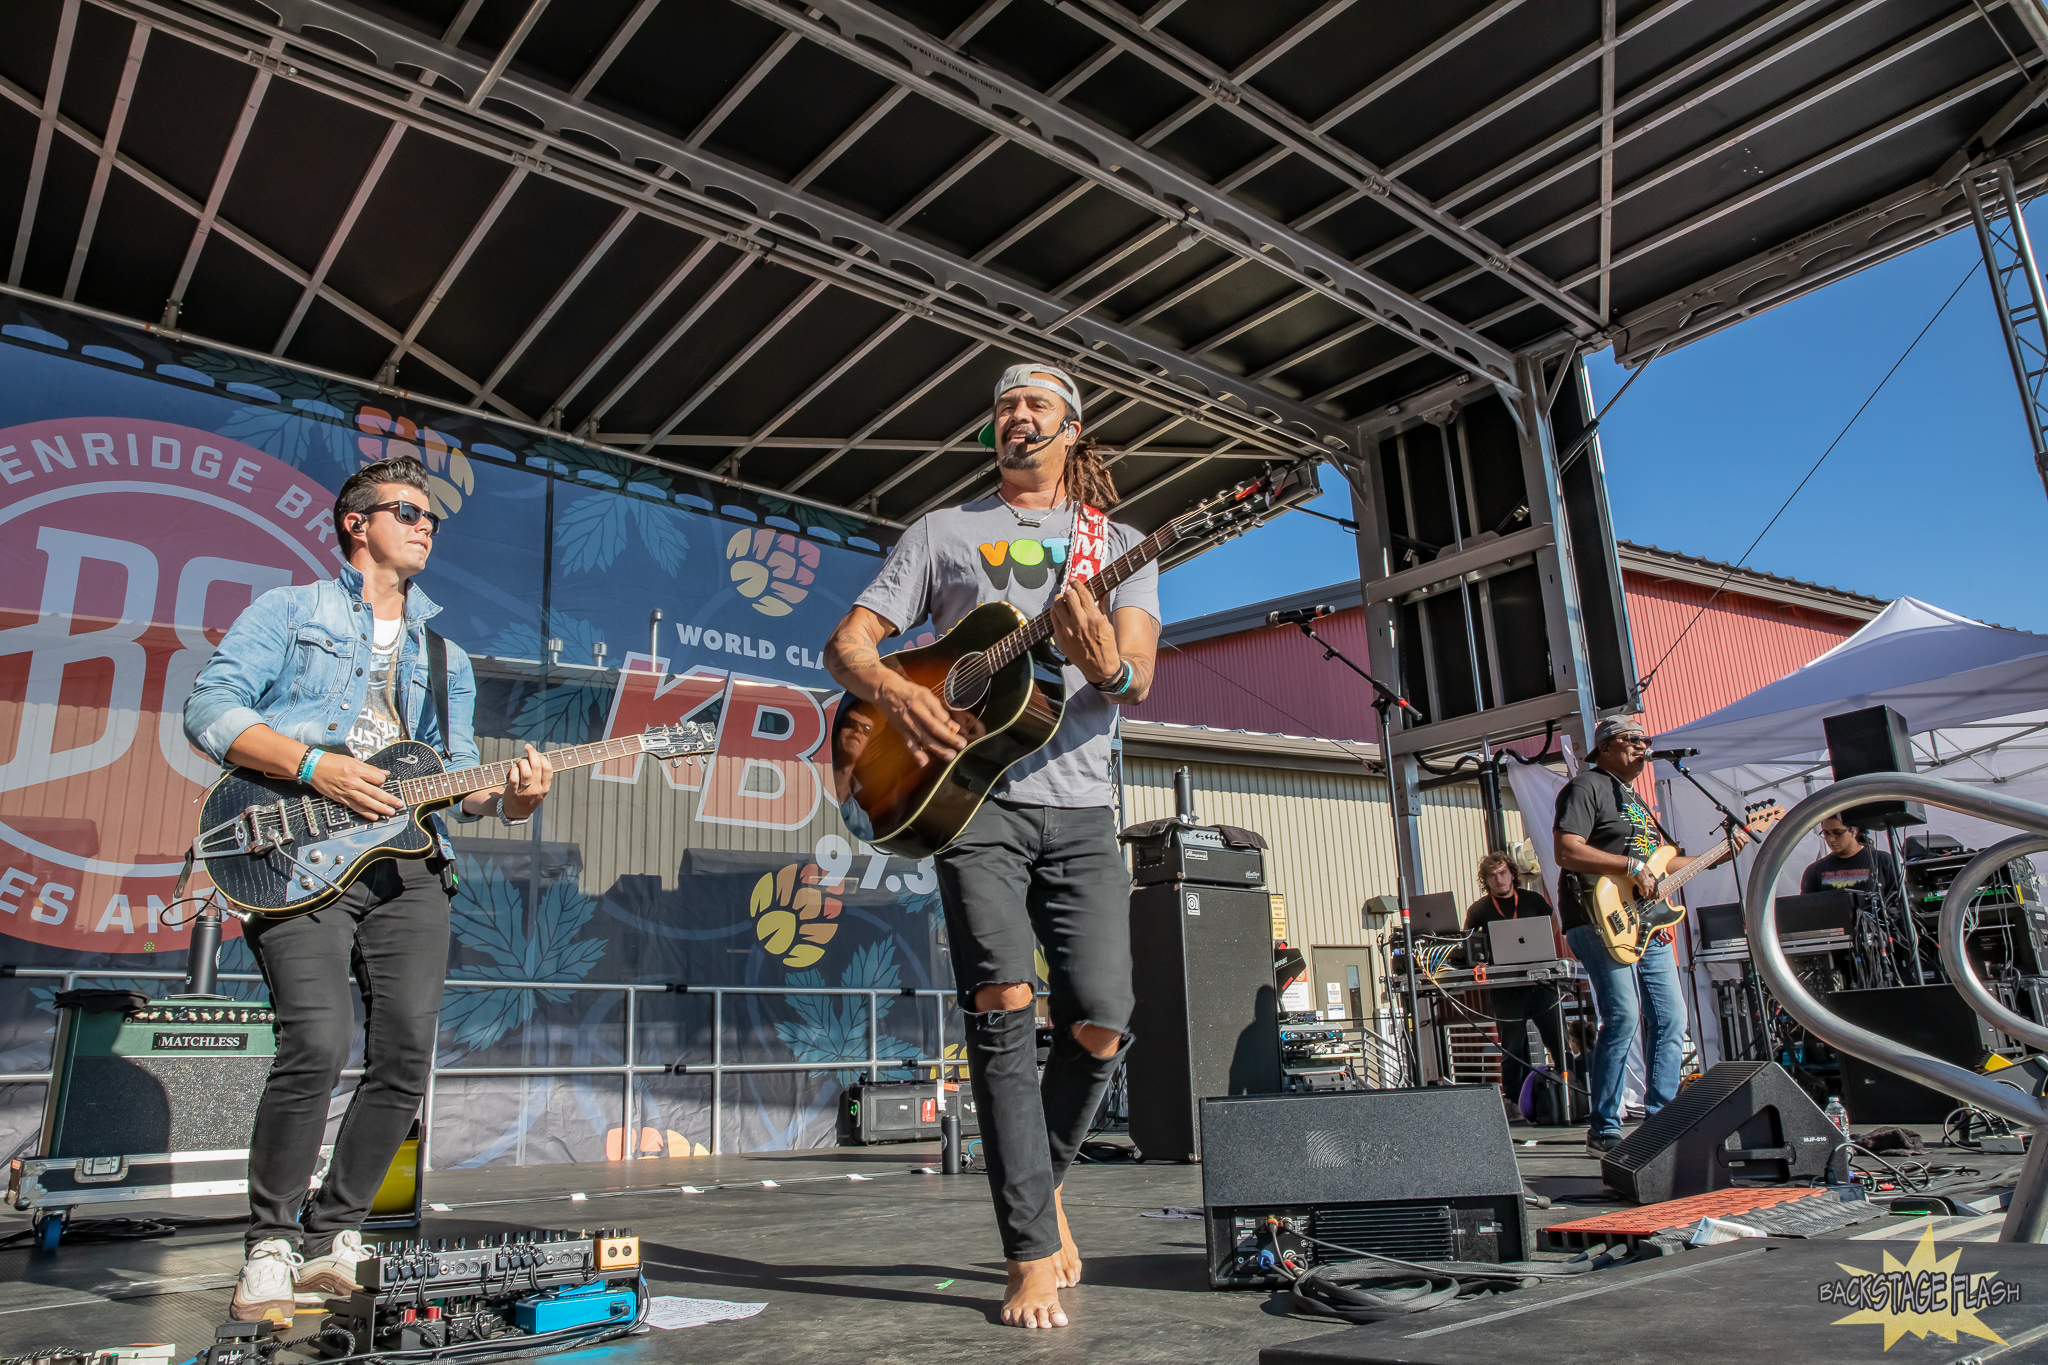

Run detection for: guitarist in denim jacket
[[183, 456, 553, 1324]]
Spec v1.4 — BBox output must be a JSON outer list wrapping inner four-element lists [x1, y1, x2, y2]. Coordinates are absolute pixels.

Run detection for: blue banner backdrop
[[0, 301, 961, 1167]]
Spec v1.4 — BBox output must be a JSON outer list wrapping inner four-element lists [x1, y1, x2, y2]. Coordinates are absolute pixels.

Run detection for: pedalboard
[[324, 1228, 641, 1357], [356, 1228, 639, 1293]]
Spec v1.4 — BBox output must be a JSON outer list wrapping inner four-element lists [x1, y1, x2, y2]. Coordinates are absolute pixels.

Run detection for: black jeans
[[1487, 983, 1566, 1116], [935, 801, 1133, 1263], [243, 858, 449, 1254]]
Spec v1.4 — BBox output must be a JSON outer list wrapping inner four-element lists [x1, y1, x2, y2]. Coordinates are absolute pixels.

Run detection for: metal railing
[[0, 968, 971, 1166], [1746, 772, 2048, 1242]]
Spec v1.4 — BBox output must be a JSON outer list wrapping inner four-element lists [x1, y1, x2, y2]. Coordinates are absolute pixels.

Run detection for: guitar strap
[[425, 628, 452, 759], [424, 627, 459, 890], [1063, 503, 1109, 588]]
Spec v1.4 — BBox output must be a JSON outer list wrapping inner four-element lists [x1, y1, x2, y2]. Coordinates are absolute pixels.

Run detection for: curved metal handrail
[[1939, 833, 2048, 1054], [1744, 772, 2048, 1132]]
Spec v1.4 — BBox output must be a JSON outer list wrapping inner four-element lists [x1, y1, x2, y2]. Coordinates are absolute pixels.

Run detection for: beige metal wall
[[1121, 756, 1525, 952]]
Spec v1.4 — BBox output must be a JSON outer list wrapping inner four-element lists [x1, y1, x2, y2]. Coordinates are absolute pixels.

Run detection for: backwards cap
[[978, 364, 1084, 448]]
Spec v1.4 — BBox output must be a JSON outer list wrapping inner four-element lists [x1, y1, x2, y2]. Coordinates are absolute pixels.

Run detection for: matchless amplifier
[[1128, 824, 1267, 888]]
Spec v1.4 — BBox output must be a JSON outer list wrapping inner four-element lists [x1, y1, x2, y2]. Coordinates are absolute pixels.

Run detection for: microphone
[[1267, 605, 1333, 626], [1649, 747, 1699, 761], [1001, 420, 1075, 453]]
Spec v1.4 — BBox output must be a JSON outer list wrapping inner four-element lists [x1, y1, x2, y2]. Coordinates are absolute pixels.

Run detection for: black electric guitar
[[195, 724, 714, 918], [837, 470, 1287, 859]]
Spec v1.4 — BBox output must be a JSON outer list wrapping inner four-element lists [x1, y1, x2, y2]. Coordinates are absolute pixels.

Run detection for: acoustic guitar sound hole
[[943, 653, 991, 709]]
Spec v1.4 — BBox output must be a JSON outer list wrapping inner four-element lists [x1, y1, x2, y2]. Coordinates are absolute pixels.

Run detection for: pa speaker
[[1200, 1087, 1528, 1287], [1828, 985, 1996, 1124], [1127, 883, 1283, 1162], [1823, 704, 1925, 830], [1600, 1061, 1839, 1204], [42, 997, 275, 1158]]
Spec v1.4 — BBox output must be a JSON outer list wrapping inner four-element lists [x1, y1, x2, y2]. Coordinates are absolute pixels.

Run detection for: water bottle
[[1825, 1096, 1851, 1140]]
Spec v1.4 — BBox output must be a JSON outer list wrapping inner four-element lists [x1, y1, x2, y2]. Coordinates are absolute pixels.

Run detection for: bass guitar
[[838, 469, 1288, 859], [195, 723, 714, 918], [1587, 799, 1784, 963]]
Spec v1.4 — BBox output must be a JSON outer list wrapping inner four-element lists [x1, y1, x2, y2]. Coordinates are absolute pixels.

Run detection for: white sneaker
[[295, 1228, 371, 1301], [230, 1238, 303, 1324]]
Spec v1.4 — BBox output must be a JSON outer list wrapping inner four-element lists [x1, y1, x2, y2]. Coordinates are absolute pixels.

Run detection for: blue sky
[[1160, 215, 2048, 636]]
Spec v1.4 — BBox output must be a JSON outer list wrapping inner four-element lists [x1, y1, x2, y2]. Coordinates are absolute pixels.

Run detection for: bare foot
[[1052, 1185, 1081, 1288], [1001, 1256, 1068, 1329]]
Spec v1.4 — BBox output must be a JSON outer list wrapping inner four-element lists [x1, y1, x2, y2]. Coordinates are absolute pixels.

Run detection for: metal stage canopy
[[7, 0, 2048, 539]]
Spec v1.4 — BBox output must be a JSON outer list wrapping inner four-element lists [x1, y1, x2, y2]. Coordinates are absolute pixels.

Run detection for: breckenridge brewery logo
[[1820, 1227, 2018, 1349]]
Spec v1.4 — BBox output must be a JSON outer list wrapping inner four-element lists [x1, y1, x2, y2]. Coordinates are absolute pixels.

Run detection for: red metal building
[[1137, 543, 1885, 744]]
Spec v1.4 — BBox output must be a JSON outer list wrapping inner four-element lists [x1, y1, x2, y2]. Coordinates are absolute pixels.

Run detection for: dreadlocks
[[1057, 406, 1117, 511]]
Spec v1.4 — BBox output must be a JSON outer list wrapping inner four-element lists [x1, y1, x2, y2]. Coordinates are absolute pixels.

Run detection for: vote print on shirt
[[977, 529, 1073, 592]]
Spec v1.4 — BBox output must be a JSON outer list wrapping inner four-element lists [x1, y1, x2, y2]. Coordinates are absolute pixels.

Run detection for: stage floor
[[0, 1127, 2018, 1364]]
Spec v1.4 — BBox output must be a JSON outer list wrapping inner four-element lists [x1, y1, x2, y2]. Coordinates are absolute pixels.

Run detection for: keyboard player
[[1464, 852, 1566, 1124]]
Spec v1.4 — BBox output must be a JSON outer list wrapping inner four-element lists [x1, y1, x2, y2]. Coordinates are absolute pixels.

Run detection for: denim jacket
[[183, 563, 484, 835]]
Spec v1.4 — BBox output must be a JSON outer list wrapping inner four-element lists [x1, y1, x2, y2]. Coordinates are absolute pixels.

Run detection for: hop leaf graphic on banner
[[776, 941, 920, 1086], [726, 529, 819, 617], [355, 407, 474, 521], [749, 862, 841, 969], [442, 856, 608, 1051]]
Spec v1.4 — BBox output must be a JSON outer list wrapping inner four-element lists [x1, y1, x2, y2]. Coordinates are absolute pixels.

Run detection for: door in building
[[1311, 947, 1379, 1024]]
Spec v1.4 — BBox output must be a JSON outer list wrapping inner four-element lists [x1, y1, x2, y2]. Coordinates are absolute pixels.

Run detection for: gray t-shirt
[[853, 496, 1161, 808]]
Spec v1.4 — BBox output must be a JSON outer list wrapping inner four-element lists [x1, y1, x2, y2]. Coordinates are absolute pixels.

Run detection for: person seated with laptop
[[1464, 852, 1565, 1124]]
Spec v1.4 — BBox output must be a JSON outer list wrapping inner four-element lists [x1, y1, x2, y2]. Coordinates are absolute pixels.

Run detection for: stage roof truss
[[5, 0, 2046, 534]]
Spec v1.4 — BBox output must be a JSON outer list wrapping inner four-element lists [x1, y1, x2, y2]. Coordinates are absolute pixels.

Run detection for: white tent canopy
[[1657, 598, 2048, 772]]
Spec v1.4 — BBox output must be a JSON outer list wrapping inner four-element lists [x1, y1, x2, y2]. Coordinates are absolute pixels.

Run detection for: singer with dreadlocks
[[825, 365, 1159, 1329]]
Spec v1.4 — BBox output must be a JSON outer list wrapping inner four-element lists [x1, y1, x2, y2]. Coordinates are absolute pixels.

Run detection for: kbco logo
[[0, 419, 337, 951]]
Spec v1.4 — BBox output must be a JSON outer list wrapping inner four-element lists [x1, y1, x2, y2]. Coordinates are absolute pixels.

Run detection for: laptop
[[1408, 891, 1463, 935], [1486, 917, 1557, 966]]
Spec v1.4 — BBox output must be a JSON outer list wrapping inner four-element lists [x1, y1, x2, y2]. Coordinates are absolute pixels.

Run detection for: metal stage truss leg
[[1967, 162, 2048, 502]]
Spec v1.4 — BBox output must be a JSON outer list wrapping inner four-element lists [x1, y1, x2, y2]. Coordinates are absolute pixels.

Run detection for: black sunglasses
[[356, 500, 440, 535]]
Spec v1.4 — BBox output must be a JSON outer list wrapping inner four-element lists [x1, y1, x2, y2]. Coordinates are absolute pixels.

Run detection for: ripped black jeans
[[935, 800, 1134, 1263]]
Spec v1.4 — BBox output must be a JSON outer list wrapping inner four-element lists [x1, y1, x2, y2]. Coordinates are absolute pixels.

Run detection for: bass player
[[824, 364, 1158, 1329], [183, 456, 553, 1323], [1553, 716, 1744, 1156]]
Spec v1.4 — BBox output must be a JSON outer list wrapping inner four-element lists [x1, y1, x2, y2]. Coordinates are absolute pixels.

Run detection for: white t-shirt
[[343, 614, 405, 760]]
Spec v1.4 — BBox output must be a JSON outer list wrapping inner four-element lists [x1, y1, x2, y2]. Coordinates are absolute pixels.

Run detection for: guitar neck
[[984, 521, 1180, 671], [396, 733, 648, 807], [1655, 836, 1733, 899]]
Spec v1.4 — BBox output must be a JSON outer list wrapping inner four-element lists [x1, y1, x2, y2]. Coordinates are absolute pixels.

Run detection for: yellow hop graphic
[[726, 528, 820, 617], [748, 862, 842, 969], [356, 407, 475, 521]]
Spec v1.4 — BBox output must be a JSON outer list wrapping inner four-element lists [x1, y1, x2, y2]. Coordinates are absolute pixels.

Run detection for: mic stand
[[1291, 620, 1427, 1085]]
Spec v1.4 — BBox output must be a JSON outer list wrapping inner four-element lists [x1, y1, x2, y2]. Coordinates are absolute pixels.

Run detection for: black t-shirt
[[1552, 768, 1660, 932], [1464, 888, 1556, 932], [1800, 848, 1898, 898]]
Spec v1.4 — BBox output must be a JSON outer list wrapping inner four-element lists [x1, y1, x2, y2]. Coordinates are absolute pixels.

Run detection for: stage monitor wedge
[[1202, 1087, 1528, 1288], [1600, 1060, 1838, 1203]]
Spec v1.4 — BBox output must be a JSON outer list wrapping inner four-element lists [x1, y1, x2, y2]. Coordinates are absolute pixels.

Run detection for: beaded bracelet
[[296, 747, 322, 786]]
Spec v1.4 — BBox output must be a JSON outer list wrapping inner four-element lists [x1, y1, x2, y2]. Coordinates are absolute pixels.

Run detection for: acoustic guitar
[[837, 470, 1287, 859], [195, 724, 713, 918], [1586, 799, 1784, 963]]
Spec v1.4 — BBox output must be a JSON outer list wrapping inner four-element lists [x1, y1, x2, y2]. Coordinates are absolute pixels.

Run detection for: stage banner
[[0, 302, 955, 1166]]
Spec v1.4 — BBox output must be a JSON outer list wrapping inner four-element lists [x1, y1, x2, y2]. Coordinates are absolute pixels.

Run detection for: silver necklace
[[1000, 495, 1063, 529]]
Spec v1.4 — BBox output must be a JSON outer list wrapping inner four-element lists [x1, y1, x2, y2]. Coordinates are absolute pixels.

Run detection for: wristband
[[495, 792, 532, 827], [1091, 659, 1134, 696], [1627, 857, 1646, 877], [296, 747, 322, 786]]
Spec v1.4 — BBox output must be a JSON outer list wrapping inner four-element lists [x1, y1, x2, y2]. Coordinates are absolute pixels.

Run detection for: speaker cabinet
[[42, 999, 275, 1158], [1200, 1087, 1528, 1287], [1824, 704, 1925, 830], [1128, 883, 1283, 1162], [1600, 1061, 1839, 1204], [1827, 985, 1997, 1124]]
